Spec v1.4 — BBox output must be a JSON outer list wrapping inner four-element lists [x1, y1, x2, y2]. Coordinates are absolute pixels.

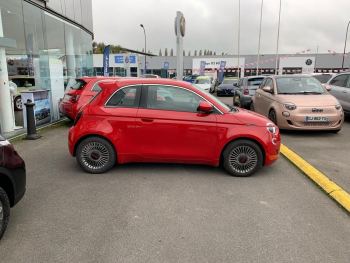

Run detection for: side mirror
[[197, 101, 213, 113], [262, 86, 273, 93], [322, 84, 332, 91]]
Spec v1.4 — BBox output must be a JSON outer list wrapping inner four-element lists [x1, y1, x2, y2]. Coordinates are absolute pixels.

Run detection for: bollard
[[24, 99, 41, 140]]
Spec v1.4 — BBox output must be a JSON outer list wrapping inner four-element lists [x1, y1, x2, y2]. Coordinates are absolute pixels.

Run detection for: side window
[[259, 79, 267, 89], [91, 83, 102, 92], [106, 86, 140, 108], [345, 75, 350, 88], [146, 85, 203, 113], [238, 79, 244, 87], [330, 74, 349, 87]]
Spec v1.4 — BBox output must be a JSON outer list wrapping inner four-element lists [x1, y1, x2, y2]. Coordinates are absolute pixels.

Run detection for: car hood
[[226, 108, 271, 127], [276, 94, 339, 107], [196, 84, 211, 89]]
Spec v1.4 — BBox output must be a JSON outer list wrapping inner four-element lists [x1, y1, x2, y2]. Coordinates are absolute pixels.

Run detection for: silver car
[[326, 72, 350, 113]]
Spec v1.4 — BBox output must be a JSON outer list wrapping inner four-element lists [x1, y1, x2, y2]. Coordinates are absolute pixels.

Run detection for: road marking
[[280, 144, 350, 213]]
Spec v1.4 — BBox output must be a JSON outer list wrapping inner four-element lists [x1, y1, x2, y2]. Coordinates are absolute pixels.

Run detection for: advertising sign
[[103, 45, 110, 76], [199, 61, 206, 76]]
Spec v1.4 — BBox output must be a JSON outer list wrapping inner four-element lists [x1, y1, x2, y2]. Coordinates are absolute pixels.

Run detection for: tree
[[199, 50, 202, 56], [188, 50, 191, 56], [183, 50, 185, 56], [214, 51, 216, 56], [159, 49, 162, 56], [170, 48, 174, 56], [221, 52, 224, 56], [165, 48, 168, 56], [194, 50, 197, 56]]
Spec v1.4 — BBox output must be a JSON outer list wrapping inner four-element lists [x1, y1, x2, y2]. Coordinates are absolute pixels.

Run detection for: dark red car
[[0, 135, 26, 239], [59, 77, 118, 120], [68, 78, 280, 177]]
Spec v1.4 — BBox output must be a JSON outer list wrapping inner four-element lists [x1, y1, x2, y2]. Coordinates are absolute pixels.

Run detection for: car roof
[[196, 76, 211, 79], [243, 75, 266, 79]]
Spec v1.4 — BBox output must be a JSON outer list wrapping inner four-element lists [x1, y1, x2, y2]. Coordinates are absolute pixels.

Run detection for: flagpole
[[256, 0, 264, 76]]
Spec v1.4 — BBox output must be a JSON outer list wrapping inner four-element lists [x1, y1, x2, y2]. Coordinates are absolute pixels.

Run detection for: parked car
[[0, 135, 26, 239], [325, 72, 350, 114], [216, 78, 239, 96], [311, 73, 336, 84], [59, 77, 118, 120], [183, 74, 199, 83], [68, 78, 281, 177], [251, 75, 344, 132], [234, 76, 265, 109], [193, 76, 214, 92], [9, 76, 36, 111]]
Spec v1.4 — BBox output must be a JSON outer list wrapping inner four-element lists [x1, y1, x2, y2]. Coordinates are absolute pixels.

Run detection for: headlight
[[266, 122, 277, 134], [335, 104, 342, 110], [284, 103, 297, 111]]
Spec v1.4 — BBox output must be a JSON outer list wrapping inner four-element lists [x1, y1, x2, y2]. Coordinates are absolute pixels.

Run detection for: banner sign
[[103, 45, 110, 76], [115, 55, 137, 64], [199, 61, 206, 75]]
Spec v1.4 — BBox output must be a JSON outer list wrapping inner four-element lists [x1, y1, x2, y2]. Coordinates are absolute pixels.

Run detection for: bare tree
[[165, 48, 168, 56], [194, 50, 197, 56], [170, 48, 174, 56], [199, 50, 202, 56], [188, 50, 191, 56], [159, 49, 162, 56]]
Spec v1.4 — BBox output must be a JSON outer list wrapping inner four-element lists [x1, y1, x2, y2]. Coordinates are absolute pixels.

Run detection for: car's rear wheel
[[76, 137, 116, 174], [223, 140, 263, 177], [0, 187, 10, 240], [268, 109, 277, 124]]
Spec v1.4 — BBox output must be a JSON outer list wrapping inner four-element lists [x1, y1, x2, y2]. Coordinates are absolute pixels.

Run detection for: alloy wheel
[[228, 145, 258, 174], [80, 141, 110, 171]]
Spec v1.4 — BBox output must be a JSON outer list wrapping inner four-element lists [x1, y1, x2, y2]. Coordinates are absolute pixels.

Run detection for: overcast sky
[[92, 0, 350, 55]]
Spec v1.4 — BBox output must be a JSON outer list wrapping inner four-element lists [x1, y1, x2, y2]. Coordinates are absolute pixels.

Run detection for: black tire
[[234, 95, 241, 107], [0, 187, 10, 240], [76, 136, 116, 174], [268, 109, 277, 124], [13, 95, 22, 111], [330, 129, 341, 134], [222, 140, 263, 177]]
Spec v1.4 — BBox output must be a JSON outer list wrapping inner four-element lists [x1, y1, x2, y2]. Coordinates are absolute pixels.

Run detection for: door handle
[[141, 118, 154, 123]]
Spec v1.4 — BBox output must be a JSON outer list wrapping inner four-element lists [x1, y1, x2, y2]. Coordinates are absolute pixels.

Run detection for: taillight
[[74, 111, 83, 126], [69, 94, 80, 103], [243, 87, 249, 95]]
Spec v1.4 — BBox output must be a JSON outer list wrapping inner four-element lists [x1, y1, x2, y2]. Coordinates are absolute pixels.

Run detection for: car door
[[259, 78, 276, 116], [136, 84, 218, 163], [329, 74, 350, 109], [343, 76, 350, 112], [254, 78, 269, 114], [103, 85, 142, 158]]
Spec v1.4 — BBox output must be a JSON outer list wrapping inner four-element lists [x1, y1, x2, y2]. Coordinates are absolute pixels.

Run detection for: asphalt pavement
[[0, 123, 349, 263]]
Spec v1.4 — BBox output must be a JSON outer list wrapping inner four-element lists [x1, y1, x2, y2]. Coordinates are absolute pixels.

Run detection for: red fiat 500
[[59, 77, 118, 120], [68, 78, 280, 177]]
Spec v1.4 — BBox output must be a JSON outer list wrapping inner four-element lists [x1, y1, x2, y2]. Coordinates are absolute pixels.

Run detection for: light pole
[[256, 0, 264, 76], [140, 24, 147, 74], [275, 0, 282, 75], [341, 19, 350, 70], [237, 0, 241, 78]]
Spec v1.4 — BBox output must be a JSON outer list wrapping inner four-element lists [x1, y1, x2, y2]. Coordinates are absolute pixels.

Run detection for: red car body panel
[[59, 77, 118, 120], [68, 78, 280, 168]]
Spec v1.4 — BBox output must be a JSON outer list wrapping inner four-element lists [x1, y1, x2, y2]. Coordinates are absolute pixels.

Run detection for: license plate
[[305, 116, 329, 122]]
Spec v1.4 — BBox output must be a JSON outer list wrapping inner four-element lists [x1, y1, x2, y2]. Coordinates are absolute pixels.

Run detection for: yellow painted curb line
[[280, 144, 350, 213]]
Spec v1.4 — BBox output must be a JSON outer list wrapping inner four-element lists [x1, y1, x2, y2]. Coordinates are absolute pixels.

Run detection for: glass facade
[[0, 0, 93, 133]]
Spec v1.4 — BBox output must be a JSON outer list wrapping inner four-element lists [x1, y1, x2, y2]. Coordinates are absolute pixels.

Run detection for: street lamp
[[341, 19, 350, 70], [237, 0, 241, 78], [140, 24, 147, 74], [256, 0, 264, 76], [275, 0, 282, 75]]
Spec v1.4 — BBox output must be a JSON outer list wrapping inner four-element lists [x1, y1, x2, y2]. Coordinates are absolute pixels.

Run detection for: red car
[[59, 77, 118, 120], [68, 78, 280, 177]]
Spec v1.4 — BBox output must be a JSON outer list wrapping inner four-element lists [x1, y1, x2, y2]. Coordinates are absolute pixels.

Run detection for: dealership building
[[94, 52, 350, 79], [0, 0, 93, 134]]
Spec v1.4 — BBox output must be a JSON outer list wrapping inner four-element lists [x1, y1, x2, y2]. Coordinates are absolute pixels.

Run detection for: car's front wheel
[[222, 140, 263, 177], [76, 136, 116, 174], [0, 187, 10, 240]]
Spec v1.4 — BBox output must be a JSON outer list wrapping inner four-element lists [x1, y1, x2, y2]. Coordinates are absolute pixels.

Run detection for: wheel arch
[[219, 137, 266, 167], [0, 172, 15, 207], [73, 134, 117, 158]]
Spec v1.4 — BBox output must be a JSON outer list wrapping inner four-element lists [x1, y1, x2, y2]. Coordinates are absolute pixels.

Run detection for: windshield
[[276, 77, 325, 94], [195, 78, 211, 84], [222, 79, 237, 84], [191, 84, 230, 112], [313, 74, 333, 84], [248, 77, 264, 86]]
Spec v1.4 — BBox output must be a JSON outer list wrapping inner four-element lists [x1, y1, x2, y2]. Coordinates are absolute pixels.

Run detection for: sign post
[[175, 11, 185, 80]]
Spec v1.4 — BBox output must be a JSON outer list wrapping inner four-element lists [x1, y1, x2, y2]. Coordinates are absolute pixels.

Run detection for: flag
[[103, 45, 110, 76]]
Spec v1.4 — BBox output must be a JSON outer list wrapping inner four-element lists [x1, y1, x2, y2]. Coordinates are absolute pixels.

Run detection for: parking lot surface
[[0, 125, 350, 263]]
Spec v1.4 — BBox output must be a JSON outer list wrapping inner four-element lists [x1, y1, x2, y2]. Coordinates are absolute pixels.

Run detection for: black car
[[0, 135, 26, 239], [216, 78, 239, 96]]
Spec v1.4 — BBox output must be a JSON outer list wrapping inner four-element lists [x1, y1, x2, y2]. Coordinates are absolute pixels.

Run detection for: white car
[[193, 76, 214, 92]]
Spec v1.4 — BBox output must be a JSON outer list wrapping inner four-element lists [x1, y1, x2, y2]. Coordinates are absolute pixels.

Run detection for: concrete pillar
[[175, 11, 185, 80], [0, 10, 15, 133], [65, 29, 76, 87]]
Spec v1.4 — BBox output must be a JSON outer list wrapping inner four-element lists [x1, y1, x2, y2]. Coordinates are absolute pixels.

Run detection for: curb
[[280, 144, 350, 213], [8, 118, 70, 143]]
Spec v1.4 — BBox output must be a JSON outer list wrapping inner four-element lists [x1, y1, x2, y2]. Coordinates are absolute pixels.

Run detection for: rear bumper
[[59, 101, 76, 120]]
